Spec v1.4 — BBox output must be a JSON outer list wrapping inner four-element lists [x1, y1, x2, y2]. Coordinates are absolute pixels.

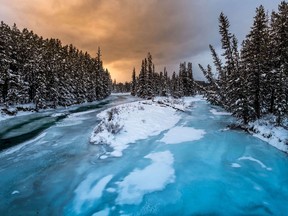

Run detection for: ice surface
[[0, 95, 288, 216], [116, 151, 175, 205], [160, 126, 206, 144]]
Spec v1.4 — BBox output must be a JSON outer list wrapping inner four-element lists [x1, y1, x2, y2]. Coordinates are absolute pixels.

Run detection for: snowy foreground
[[90, 97, 205, 157], [91, 96, 288, 155]]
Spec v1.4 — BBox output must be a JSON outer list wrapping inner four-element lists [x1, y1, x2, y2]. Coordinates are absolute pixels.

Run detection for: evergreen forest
[[0, 22, 112, 111]]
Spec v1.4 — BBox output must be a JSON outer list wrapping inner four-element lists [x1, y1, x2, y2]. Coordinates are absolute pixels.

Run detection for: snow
[[210, 109, 231, 116], [238, 156, 272, 171], [160, 126, 206, 144], [90, 100, 183, 157], [248, 116, 288, 153], [106, 188, 116, 193], [231, 163, 241, 168], [11, 190, 20, 195], [74, 175, 113, 213], [92, 208, 110, 216], [0, 108, 34, 122], [116, 151, 175, 205]]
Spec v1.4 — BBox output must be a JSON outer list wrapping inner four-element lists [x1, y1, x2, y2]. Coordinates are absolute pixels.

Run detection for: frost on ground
[[90, 98, 192, 157], [248, 115, 288, 153], [116, 151, 175, 205]]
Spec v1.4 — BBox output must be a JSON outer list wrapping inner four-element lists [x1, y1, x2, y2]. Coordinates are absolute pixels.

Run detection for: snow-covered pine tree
[[219, 12, 235, 79], [177, 64, 184, 97], [242, 5, 270, 120], [270, 1, 288, 124], [146, 53, 154, 98], [0, 22, 11, 104], [170, 71, 178, 98], [137, 60, 147, 98], [198, 64, 222, 105], [186, 62, 195, 96], [131, 67, 137, 96], [232, 40, 252, 124], [226, 35, 241, 113], [163, 67, 169, 96]]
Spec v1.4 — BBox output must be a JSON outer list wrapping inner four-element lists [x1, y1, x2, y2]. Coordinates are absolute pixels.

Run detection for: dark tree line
[[0, 21, 112, 110], [112, 80, 131, 93], [131, 53, 196, 98], [199, 2, 288, 125]]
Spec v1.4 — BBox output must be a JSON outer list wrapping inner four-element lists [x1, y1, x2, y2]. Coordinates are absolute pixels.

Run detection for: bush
[[107, 107, 119, 121], [105, 121, 123, 134]]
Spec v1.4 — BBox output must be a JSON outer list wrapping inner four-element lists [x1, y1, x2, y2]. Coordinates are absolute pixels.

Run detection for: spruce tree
[[270, 1, 288, 124], [242, 5, 270, 119], [131, 67, 137, 96]]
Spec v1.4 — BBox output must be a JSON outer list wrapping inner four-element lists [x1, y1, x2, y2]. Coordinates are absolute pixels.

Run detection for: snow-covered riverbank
[[91, 96, 288, 155], [90, 97, 199, 157], [248, 115, 288, 153]]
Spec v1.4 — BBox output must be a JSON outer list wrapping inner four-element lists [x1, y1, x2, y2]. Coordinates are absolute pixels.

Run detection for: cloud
[[0, 0, 281, 82]]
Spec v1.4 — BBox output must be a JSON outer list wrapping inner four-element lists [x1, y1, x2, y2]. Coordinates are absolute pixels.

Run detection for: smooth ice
[[0, 95, 288, 216]]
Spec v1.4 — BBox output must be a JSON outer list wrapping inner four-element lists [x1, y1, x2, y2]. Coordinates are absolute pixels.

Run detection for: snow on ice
[[210, 109, 231, 116], [116, 151, 175, 205], [73, 174, 113, 213], [238, 156, 272, 171], [92, 208, 110, 216], [160, 126, 206, 144]]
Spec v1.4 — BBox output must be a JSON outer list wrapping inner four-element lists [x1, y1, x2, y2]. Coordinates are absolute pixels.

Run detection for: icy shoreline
[[247, 116, 288, 153], [90, 95, 287, 156]]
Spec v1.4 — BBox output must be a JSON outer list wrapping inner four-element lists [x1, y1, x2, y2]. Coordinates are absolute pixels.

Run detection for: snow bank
[[248, 116, 288, 153], [90, 99, 184, 157], [116, 151, 175, 205], [160, 126, 206, 144]]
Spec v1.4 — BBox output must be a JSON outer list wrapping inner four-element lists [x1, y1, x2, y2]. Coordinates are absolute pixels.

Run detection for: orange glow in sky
[[0, 0, 280, 82]]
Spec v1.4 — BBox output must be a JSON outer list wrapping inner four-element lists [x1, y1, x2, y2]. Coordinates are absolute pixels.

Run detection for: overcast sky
[[0, 0, 282, 82]]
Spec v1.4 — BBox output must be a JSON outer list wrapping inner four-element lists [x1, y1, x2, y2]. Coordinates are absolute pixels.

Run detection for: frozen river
[[0, 95, 287, 215]]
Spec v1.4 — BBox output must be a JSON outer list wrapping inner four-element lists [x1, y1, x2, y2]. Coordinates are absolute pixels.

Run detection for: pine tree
[[242, 5, 270, 119], [137, 60, 147, 98], [163, 67, 169, 96], [187, 62, 195, 96], [146, 53, 154, 98], [270, 1, 288, 124], [131, 67, 137, 96]]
